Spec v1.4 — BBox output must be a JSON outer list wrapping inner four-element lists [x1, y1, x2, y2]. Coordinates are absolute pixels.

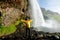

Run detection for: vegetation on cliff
[[41, 7, 60, 22], [0, 0, 29, 37]]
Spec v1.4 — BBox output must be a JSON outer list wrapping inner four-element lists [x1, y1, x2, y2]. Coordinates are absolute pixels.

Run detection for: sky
[[38, 0, 60, 14]]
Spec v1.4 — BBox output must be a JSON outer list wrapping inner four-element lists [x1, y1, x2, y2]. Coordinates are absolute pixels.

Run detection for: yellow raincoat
[[21, 19, 32, 28]]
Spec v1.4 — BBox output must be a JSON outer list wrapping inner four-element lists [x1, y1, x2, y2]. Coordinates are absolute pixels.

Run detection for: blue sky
[[38, 0, 60, 14]]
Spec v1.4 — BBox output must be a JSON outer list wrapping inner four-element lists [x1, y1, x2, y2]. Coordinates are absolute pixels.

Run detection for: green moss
[[0, 24, 16, 36], [15, 21, 20, 25], [0, 17, 21, 36]]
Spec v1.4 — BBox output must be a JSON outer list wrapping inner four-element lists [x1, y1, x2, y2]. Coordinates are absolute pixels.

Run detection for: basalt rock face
[[0, 0, 29, 26]]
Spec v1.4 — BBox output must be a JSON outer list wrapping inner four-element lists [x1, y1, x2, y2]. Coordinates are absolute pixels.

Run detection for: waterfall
[[29, 0, 46, 27], [29, 0, 60, 32]]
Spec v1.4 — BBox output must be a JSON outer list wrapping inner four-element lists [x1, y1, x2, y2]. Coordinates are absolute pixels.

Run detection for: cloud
[[46, 0, 60, 14], [39, 0, 60, 14]]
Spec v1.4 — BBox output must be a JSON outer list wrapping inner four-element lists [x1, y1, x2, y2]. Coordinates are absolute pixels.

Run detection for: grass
[[0, 24, 16, 36], [0, 20, 21, 37], [47, 14, 60, 22]]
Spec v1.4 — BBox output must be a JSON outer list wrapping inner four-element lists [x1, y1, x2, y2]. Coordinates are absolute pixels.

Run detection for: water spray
[[29, 0, 46, 29]]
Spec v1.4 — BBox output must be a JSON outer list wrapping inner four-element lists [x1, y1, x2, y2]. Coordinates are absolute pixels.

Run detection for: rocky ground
[[0, 25, 60, 40], [0, 0, 60, 40]]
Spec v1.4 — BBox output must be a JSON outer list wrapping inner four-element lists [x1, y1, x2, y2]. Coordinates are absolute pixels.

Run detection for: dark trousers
[[26, 27, 30, 40]]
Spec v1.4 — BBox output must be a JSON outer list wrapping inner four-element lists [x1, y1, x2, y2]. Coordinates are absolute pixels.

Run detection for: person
[[21, 18, 32, 28], [21, 16, 32, 40]]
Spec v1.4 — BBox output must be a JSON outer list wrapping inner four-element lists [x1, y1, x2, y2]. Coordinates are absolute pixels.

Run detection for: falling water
[[29, 0, 46, 27], [29, 0, 60, 33]]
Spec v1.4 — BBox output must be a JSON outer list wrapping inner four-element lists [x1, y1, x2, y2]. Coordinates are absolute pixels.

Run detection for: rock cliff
[[0, 0, 29, 26]]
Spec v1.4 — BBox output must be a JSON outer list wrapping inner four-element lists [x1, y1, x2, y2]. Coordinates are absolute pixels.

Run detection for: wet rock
[[0, 0, 28, 26]]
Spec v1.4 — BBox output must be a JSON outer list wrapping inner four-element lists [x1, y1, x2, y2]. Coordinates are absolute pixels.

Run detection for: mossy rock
[[0, 20, 21, 37], [0, 24, 16, 37]]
